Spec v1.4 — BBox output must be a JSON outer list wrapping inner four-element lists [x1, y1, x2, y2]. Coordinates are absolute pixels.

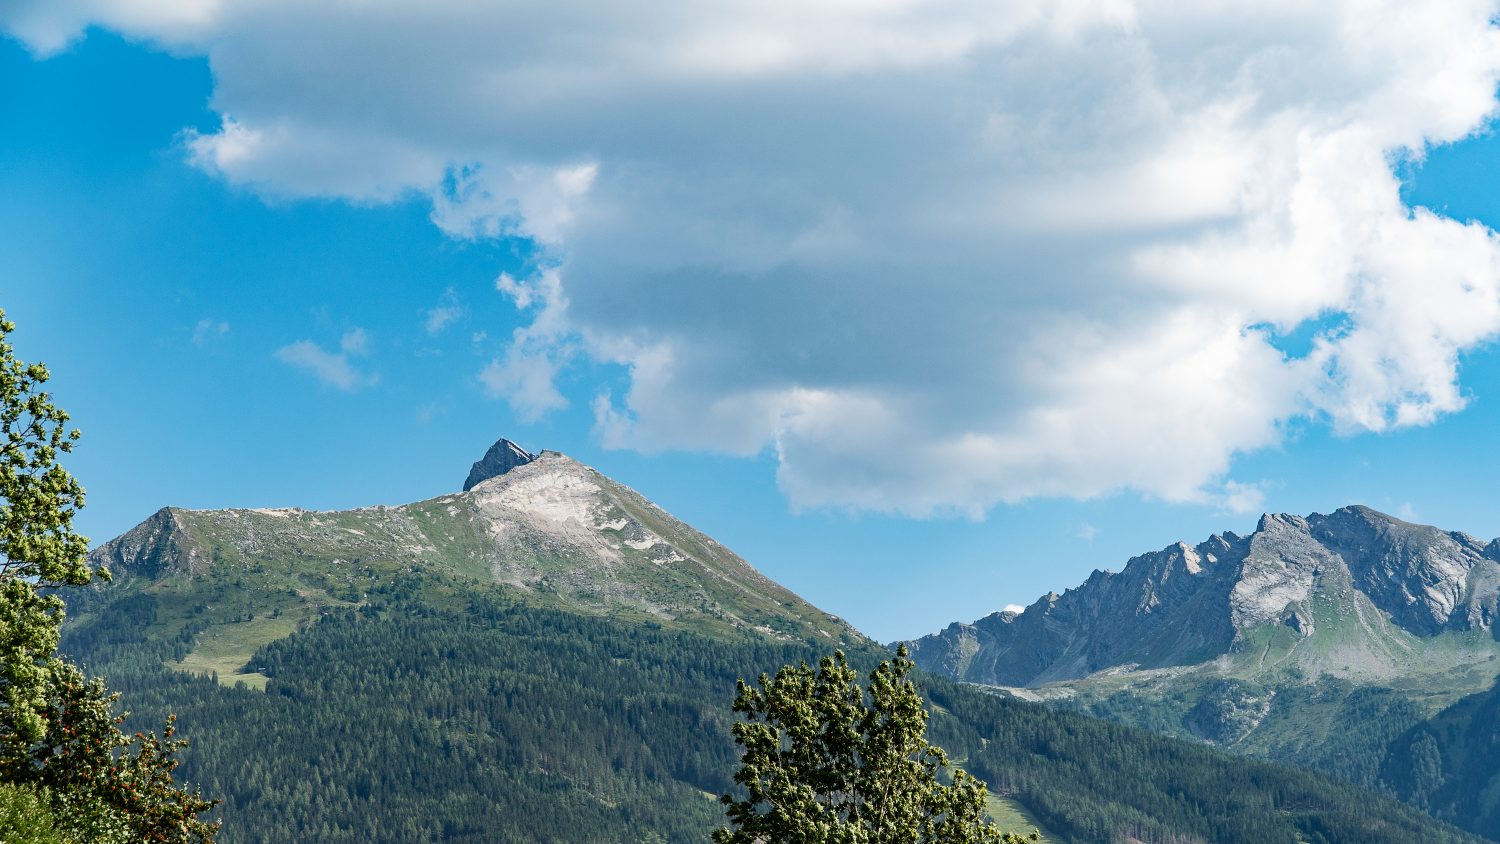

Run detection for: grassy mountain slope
[[1377, 676, 1500, 839], [85, 451, 860, 690]]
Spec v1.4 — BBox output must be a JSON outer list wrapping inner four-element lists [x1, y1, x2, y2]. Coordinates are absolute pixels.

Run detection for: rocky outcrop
[[462, 438, 535, 492], [1228, 514, 1325, 631], [460, 450, 814, 629], [907, 506, 1500, 687], [1309, 505, 1495, 636], [90, 507, 207, 578]]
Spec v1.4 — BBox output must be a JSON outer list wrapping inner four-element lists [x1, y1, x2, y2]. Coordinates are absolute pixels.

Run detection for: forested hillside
[[1378, 676, 1500, 839], [62, 574, 1484, 844]]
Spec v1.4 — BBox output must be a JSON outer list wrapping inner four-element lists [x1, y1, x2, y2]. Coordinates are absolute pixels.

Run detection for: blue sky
[[8, 8, 1500, 642]]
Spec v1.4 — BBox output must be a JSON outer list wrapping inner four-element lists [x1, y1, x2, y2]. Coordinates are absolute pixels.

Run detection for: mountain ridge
[[86, 441, 861, 690], [906, 504, 1500, 688]]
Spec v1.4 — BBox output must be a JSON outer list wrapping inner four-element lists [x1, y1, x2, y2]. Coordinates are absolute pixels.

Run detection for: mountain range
[[905, 505, 1500, 838], [59, 442, 1488, 843]]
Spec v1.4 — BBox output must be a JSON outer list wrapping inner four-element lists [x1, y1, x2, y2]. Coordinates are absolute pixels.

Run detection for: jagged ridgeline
[[908, 507, 1500, 686], [61, 442, 1482, 843], [905, 506, 1500, 840]]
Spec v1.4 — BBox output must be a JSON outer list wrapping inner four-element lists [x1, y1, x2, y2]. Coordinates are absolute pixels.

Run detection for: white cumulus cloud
[[15, 0, 1500, 515], [479, 269, 573, 419]]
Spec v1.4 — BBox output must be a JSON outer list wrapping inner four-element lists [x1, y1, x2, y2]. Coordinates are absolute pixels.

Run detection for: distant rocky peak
[[1173, 542, 1200, 572], [1307, 504, 1489, 635], [462, 438, 537, 492], [1256, 511, 1310, 534]]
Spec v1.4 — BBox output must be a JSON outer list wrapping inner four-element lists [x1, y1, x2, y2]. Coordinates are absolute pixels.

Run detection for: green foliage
[[37, 662, 218, 843], [714, 647, 1035, 844], [0, 310, 218, 843], [0, 782, 67, 843], [0, 310, 93, 749], [60, 575, 1486, 843], [1057, 663, 1500, 836], [83, 590, 825, 843], [45, 554, 1500, 840]]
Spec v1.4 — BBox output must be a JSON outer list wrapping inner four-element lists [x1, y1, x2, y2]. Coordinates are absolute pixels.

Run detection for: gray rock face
[[906, 505, 1500, 687], [462, 438, 536, 492], [908, 535, 1245, 685], [91, 507, 207, 578], [1228, 513, 1326, 631], [1309, 505, 1492, 636]]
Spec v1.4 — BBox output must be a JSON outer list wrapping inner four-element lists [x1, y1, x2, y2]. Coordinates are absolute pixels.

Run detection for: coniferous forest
[[61, 575, 1483, 844]]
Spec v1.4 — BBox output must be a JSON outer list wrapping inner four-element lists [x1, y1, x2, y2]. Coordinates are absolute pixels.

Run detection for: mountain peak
[[1313, 503, 1399, 525], [463, 437, 536, 491], [1255, 511, 1311, 533], [89, 443, 864, 670]]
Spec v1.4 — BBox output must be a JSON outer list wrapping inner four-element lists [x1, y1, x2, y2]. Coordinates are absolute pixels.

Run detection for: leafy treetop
[[0, 309, 100, 747], [0, 309, 218, 843], [715, 645, 1039, 844]]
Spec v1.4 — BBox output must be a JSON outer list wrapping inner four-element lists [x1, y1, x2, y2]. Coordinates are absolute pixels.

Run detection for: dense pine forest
[[61, 574, 1484, 844], [1378, 677, 1500, 839], [1050, 657, 1500, 841]]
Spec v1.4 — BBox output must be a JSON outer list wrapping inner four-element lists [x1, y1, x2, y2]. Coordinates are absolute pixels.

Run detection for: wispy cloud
[[1217, 481, 1266, 517], [479, 353, 566, 420], [423, 288, 466, 335], [340, 327, 368, 355], [275, 328, 376, 391], [191, 318, 230, 347]]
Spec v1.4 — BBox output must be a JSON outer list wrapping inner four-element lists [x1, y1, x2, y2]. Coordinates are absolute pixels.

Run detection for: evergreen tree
[[714, 646, 1038, 844]]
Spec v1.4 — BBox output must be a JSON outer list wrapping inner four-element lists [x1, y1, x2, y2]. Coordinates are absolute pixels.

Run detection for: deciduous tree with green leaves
[[0, 309, 219, 843], [715, 646, 1039, 844]]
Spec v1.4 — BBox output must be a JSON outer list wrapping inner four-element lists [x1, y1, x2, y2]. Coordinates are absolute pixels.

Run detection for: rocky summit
[[905, 505, 1500, 687], [462, 437, 536, 491]]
